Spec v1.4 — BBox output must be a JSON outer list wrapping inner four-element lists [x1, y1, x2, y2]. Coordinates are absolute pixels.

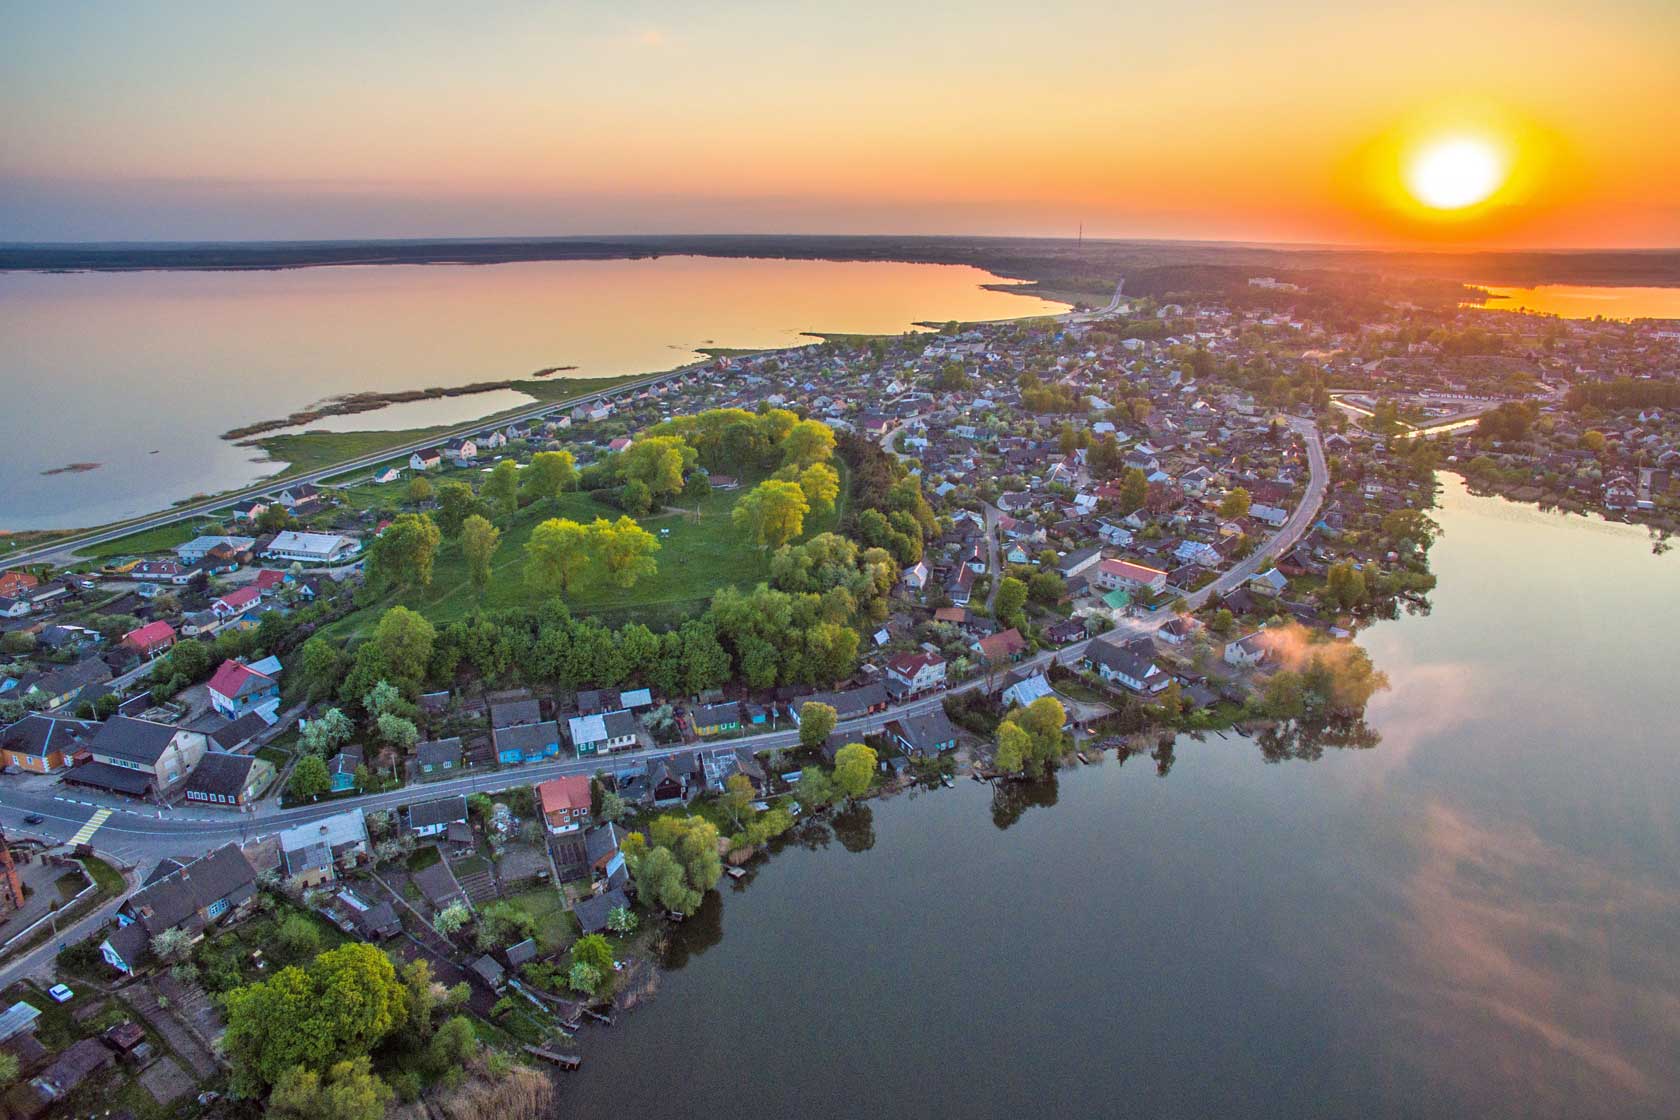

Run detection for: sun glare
[[1405, 137, 1505, 210]]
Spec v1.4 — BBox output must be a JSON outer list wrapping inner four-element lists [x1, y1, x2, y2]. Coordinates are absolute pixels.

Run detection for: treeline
[[1566, 378, 1680, 412]]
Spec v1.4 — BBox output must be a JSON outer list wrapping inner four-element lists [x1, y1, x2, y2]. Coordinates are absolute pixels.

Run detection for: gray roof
[[0, 714, 92, 760], [417, 737, 462, 766], [0, 1001, 40, 1044], [489, 697, 542, 729], [184, 752, 258, 798], [123, 843, 258, 935], [572, 886, 629, 935], [409, 795, 468, 829], [209, 711, 269, 750], [91, 716, 182, 765], [890, 708, 959, 755], [493, 721, 558, 752]]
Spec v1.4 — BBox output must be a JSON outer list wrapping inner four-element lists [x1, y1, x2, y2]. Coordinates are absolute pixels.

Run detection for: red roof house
[[537, 775, 592, 834], [122, 620, 177, 657]]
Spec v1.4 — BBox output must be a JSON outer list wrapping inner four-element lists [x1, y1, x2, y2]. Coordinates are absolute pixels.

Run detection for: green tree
[[794, 766, 840, 811], [269, 1056, 394, 1120], [780, 418, 837, 468], [1219, 487, 1252, 520], [631, 844, 700, 915], [295, 638, 349, 703], [994, 720, 1030, 772], [376, 712, 419, 750], [434, 481, 482, 537], [366, 514, 441, 591], [476, 900, 539, 950], [276, 913, 323, 962], [621, 435, 696, 501], [994, 576, 1028, 629], [222, 943, 407, 1096], [299, 708, 352, 754], [406, 476, 433, 505], [833, 742, 877, 800], [648, 815, 723, 893], [733, 479, 810, 549], [795, 462, 840, 515], [798, 701, 838, 750], [460, 514, 501, 595], [482, 459, 521, 517], [1325, 561, 1368, 610], [571, 933, 614, 976], [606, 906, 638, 934], [567, 962, 603, 994], [1120, 467, 1148, 513], [721, 772, 757, 829], [370, 607, 436, 690], [525, 517, 593, 595], [589, 516, 660, 588], [288, 754, 330, 801], [524, 450, 577, 503]]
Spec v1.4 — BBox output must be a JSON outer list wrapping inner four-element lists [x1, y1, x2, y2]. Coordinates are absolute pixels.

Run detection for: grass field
[[72, 518, 215, 561], [322, 462, 848, 639], [503, 887, 575, 954]]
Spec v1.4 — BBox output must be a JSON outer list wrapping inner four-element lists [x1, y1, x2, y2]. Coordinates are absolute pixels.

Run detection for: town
[[0, 279, 1676, 1118]]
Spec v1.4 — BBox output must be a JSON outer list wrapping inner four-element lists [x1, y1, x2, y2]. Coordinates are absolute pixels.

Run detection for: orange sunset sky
[[3, 0, 1677, 247]]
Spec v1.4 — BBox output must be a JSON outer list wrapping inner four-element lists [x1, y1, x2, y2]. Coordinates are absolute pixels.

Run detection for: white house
[[568, 711, 639, 757], [1000, 670, 1054, 709], [1250, 503, 1290, 527], [885, 652, 946, 697], [175, 536, 255, 564], [264, 531, 361, 564], [1248, 568, 1289, 596], [1224, 632, 1274, 667], [1086, 639, 1171, 693], [901, 560, 930, 591], [409, 449, 442, 471], [1092, 558, 1168, 595]]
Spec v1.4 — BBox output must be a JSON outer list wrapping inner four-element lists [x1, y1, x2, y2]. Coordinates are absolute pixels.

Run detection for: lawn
[[73, 518, 215, 561], [322, 460, 848, 640], [503, 887, 575, 955]]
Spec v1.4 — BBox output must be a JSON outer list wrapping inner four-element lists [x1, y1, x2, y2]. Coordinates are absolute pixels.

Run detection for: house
[[537, 775, 592, 834], [335, 888, 401, 940], [206, 656, 282, 717], [1000, 670, 1054, 709], [443, 438, 479, 464], [973, 628, 1028, 664], [901, 560, 930, 591], [648, 755, 700, 806], [182, 752, 274, 808], [409, 448, 443, 471], [211, 585, 262, 619], [1157, 616, 1200, 644], [264, 531, 360, 564], [327, 745, 362, 792], [1085, 638, 1171, 693], [1056, 546, 1104, 579], [416, 737, 463, 774], [372, 466, 403, 484], [209, 711, 271, 753], [413, 860, 468, 910], [276, 483, 320, 509], [1248, 567, 1289, 596], [27, 1037, 114, 1105], [585, 823, 629, 890], [1224, 631, 1275, 667], [14, 658, 112, 711], [0, 572, 39, 599], [228, 498, 270, 521], [174, 535, 255, 564], [100, 843, 260, 974], [691, 701, 741, 736], [1044, 618, 1086, 645], [492, 720, 561, 765], [947, 564, 975, 606], [279, 809, 370, 886], [121, 620, 177, 659], [796, 683, 888, 722], [0, 596, 31, 620], [573, 886, 631, 935], [884, 651, 946, 699], [70, 716, 209, 797], [568, 711, 638, 757], [887, 708, 959, 757], [0, 713, 93, 773], [1093, 558, 1168, 595], [408, 796, 469, 838]]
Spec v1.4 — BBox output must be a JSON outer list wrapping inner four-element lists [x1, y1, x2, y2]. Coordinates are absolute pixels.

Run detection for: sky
[[3, 0, 1678, 247]]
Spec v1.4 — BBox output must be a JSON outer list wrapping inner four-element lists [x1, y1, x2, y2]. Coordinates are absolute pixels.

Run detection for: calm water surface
[[0, 257, 1061, 529], [1471, 283, 1680, 320], [561, 476, 1680, 1120]]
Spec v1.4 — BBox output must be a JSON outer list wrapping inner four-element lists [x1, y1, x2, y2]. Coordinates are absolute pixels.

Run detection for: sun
[[1404, 136, 1506, 210]]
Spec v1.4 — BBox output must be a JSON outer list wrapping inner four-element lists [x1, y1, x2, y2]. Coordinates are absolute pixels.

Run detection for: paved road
[[2, 366, 694, 572], [0, 871, 132, 989], [981, 501, 1003, 611], [0, 420, 1328, 869]]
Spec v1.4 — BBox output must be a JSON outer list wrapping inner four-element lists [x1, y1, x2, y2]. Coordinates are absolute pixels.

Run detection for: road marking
[[68, 809, 112, 846]]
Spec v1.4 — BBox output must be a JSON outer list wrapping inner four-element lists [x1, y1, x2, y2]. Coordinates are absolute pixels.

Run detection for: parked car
[[23, 814, 43, 825], [48, 984, 74, 1003]]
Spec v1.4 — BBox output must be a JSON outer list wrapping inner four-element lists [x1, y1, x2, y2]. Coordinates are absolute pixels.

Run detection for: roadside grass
[[73, 519, 213, 561], [321, 460, 847, 641]]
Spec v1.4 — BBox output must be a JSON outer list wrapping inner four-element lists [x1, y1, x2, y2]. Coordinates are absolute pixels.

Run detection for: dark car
[[22, 814, 44, 825]]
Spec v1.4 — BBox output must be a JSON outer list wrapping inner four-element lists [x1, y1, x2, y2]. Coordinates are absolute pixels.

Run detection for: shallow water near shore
[[557, 476, 1680, 1119], [0, 256, 1062, 529]]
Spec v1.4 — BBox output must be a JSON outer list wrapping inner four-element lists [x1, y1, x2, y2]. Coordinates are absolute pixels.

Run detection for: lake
[[559, 476, 1680, 1120], [0, 257, 1063, 530], [1470, 283, 1680, 321]]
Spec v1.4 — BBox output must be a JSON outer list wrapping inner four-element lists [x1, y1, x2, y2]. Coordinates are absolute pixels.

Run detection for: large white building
[[264, 531, 361, 564]]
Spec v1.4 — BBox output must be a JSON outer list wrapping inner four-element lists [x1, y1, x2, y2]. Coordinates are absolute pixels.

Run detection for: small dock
[[1075, 751, 1092, 764], [582, 1007, 614, 1026], [523, 1045, 582, 1070], [725, 866, 748, 881]]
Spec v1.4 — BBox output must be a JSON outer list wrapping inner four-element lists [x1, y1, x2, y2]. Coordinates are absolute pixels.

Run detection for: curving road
[[0, 421, 1327, 869]]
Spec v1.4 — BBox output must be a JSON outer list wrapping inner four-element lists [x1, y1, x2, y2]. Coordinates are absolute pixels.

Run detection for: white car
[[48, 984, 73, 1003]]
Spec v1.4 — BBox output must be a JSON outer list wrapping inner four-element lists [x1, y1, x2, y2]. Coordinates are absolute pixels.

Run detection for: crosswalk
[[68, 809, 112, 846]]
